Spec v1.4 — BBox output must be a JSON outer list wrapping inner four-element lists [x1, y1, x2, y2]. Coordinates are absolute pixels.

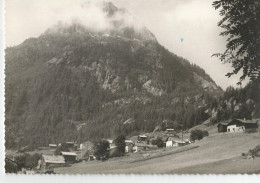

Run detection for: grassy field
[[54, 126, 260, 174]]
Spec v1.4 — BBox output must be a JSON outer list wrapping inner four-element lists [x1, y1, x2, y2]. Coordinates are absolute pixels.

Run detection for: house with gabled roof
[[60, 151, 77, 163], [226, 119, 258, 133], [38, 155, 65, 170]]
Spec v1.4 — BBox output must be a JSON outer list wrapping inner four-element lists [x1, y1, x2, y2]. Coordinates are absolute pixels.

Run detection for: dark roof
[[218, 122, 228, 126], [227, 119, 259, 127], [236, 119, 259, 124]]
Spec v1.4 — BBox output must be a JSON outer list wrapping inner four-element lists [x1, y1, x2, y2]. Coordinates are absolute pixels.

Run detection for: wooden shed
[[60, 151, 77, 163]]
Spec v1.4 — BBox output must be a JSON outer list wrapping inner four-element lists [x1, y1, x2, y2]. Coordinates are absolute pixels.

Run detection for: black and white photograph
[[3, 0, 260, 174]]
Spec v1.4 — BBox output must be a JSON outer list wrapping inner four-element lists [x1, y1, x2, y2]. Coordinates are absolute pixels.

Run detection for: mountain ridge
[[5, 2, 223, 149]]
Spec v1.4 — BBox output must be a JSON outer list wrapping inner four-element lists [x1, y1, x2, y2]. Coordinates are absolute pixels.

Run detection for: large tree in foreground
[[212, 0, 260, 84]]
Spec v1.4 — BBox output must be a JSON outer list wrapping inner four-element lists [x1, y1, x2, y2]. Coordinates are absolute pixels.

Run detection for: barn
[[38, 155, 65, 170], [60, 151, 77, 163]]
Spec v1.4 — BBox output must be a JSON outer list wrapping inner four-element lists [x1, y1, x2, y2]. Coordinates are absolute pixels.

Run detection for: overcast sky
[[5, 0, 248, 90]]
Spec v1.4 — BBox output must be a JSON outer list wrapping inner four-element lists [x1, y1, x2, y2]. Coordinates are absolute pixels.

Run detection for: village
[[5, 118, 260, 174]]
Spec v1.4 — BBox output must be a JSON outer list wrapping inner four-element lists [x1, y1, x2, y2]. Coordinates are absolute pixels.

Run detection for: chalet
[[165, 136, 189, 147], [79, 141, 93, 159], [49, 144, 57, 149], [165, 136, 178, 147], [60, 151, 77, 163], [226, 119, 258, 133], [133, 143, 157, 152], [217, 122, 228, 132], [38, 155, 65, 170], [80, 141, 93, 151], [138, 135, 147, 142], [125, 140, 134, 153]]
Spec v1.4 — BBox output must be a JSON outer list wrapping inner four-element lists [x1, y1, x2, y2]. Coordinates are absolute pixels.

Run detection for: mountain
[[5, 2, 222, 149]]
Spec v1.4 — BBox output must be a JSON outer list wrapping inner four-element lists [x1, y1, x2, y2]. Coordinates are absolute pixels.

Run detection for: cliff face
[[5, 2, 222, 148]]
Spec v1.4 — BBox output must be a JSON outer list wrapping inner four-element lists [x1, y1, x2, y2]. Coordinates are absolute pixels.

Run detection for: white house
[[226, 119, 258, 133], [166, 140, 178, 147], [125, 140, 134, 153], [165, 136, 178, 147], [227, 124, 245, 132], [165, 136, 188, 147]]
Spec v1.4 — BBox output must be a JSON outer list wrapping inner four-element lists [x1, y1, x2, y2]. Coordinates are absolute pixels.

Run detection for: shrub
[[152, 137, 164, 148], [209, 117, 218, 125], [190, 129, 209, 141], [14, 153, 41, 170], [202, 130, 209, 137], [25, 153, 41, 168], [248, 145, 260, 157]]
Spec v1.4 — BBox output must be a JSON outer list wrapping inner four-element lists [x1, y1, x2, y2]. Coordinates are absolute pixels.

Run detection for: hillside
[[54, 125, 260, 174], [206, 80, 260, 126], [5, 2, 223, 149]]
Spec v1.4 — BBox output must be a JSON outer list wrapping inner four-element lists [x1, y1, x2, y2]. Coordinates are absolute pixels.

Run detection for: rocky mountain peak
[[102, 1, 120, 16], [43, 1, 157, 42]]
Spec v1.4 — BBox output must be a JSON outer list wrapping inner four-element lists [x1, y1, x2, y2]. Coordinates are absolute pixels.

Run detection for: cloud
[[52, 1, 111, 31], [42, 0, 144, 34], [5, 0, 145, 46]]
